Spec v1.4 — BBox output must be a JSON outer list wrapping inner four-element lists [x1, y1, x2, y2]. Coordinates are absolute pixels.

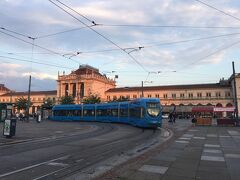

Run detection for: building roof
[[72, 65, 101, 76], [0, 84, 11, 92], [0, 90, 57, 97], [106, 83, 231, 93]]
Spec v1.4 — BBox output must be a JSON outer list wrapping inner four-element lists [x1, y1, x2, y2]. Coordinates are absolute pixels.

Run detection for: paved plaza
[[103, 121, 240, 180], [1, 119, 240, 180]]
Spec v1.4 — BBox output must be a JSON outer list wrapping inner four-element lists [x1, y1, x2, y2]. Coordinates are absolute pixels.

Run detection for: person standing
[[173, 112, 176, 123]]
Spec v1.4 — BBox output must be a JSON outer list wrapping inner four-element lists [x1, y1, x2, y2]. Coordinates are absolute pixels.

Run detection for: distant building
[[0, 90, 56, 114], [0, 66, 239, 118], [0, 84, 11, 96], [105, 74, 240, 117], [57, 65, 116, 103]]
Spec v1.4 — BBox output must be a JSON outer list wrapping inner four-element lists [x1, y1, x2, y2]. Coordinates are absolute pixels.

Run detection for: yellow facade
[[0, 66, 239, 117], [0, 91, 56, 114], [57, 65, 116, 103]]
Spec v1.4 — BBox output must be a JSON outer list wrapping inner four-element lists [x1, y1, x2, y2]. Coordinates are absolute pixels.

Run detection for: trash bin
[[3, 118, 16, 138]]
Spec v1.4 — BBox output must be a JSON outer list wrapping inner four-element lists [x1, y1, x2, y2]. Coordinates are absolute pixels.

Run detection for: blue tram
[[51, 98, 162, 128]]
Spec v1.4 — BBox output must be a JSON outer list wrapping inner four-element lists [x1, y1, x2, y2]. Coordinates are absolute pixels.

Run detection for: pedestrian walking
[[168, 113, 173, 123], [173, 112, 176, 123]]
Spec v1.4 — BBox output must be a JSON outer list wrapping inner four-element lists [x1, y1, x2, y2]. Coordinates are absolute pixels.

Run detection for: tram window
[[55, 110, 67, 116], [74, 110, 81, 116], [111, 109, 118, 117], [97, 109, 108, 116], [120, 108, 128, 117], [97, 109, 102, 116], [130, 108, 141, 118], [54, 111, 59, 116], [107, 109, 111, 116], [83, 109, 95, 116], [67, 110, 74, 116]]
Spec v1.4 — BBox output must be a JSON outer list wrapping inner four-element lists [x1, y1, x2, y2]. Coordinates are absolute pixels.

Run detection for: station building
[[57, 65, 116, 103], [0, 65, 239, 117]]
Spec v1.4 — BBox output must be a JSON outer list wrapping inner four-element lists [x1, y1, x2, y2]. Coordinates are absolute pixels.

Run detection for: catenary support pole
[[232, 61, 239, 125], [27, 75, 31, 121]]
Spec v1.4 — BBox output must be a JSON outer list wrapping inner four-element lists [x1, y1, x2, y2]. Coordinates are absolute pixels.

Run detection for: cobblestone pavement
[[98, 120, 240, 180]]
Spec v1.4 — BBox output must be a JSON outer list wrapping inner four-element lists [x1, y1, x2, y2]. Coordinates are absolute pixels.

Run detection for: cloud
[[22, 72, 57, 80], [0, 63, 57, 91], [0, 0, 240, 89], [0, 76, 56, 91]]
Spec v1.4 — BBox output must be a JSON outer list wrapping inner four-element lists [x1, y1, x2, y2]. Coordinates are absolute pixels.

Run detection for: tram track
[[0, 123, 117, 155], [0, 123, 166, 180], [34, 129, 162, 179]]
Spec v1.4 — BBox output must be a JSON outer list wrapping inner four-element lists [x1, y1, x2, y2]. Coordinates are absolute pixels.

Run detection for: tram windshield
[[146, 102, 161, 117]]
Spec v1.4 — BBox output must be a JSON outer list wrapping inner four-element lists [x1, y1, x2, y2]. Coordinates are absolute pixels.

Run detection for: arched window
[[226, 103, 233, 107], [216, 103, 222, 107], [215, 103, 223, 118], [226, 103, 233, 117]]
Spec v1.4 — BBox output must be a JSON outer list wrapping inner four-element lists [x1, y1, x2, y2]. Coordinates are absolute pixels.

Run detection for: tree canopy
[[109, 96, 130, 102], [15, 97, 28, 111], [82, 94, 101, 104], [42, 98, 56, 109], [59, 95, 75, 105]]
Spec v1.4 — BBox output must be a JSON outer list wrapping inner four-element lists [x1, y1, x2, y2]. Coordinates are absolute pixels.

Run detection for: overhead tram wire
[[144, 32, 240, 48], [29, 31, 240, 56], [194, 0, 240, 23], [54, 0, 98, 25], [68, 31, 240, 59], [0, 27, 35, 40], [0, 29, 80, 64], [36, 25, 96, 39], [0, 50, 71, 68], [48, 0, 148, 73], [178, 38, 240, 71], [0, 55, 74, 69], [32, 24, 240, 40], [3, 30, 240, 64], [101, 24, 240, 29]]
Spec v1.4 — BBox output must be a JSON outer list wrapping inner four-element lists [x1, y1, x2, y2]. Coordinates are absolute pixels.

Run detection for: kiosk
[[192, 106, 213, 125]]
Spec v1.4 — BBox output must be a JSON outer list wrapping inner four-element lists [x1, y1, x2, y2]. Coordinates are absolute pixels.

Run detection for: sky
[[0, 0, 240, 91]]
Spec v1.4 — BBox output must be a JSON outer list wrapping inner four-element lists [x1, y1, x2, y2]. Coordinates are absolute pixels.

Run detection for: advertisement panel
[[3, 119, 11, 136]]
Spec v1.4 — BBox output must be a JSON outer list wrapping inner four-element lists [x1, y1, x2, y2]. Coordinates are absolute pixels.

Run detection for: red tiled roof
[[106, 83, 230, 93]]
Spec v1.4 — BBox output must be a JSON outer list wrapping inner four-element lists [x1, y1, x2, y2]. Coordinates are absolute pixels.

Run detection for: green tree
[[15, 97, 28, 111], [108, 96, 130, 102], [42, 98, 56, 109], [82, 94, 101, 104], [59, 95, 75, 105]]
